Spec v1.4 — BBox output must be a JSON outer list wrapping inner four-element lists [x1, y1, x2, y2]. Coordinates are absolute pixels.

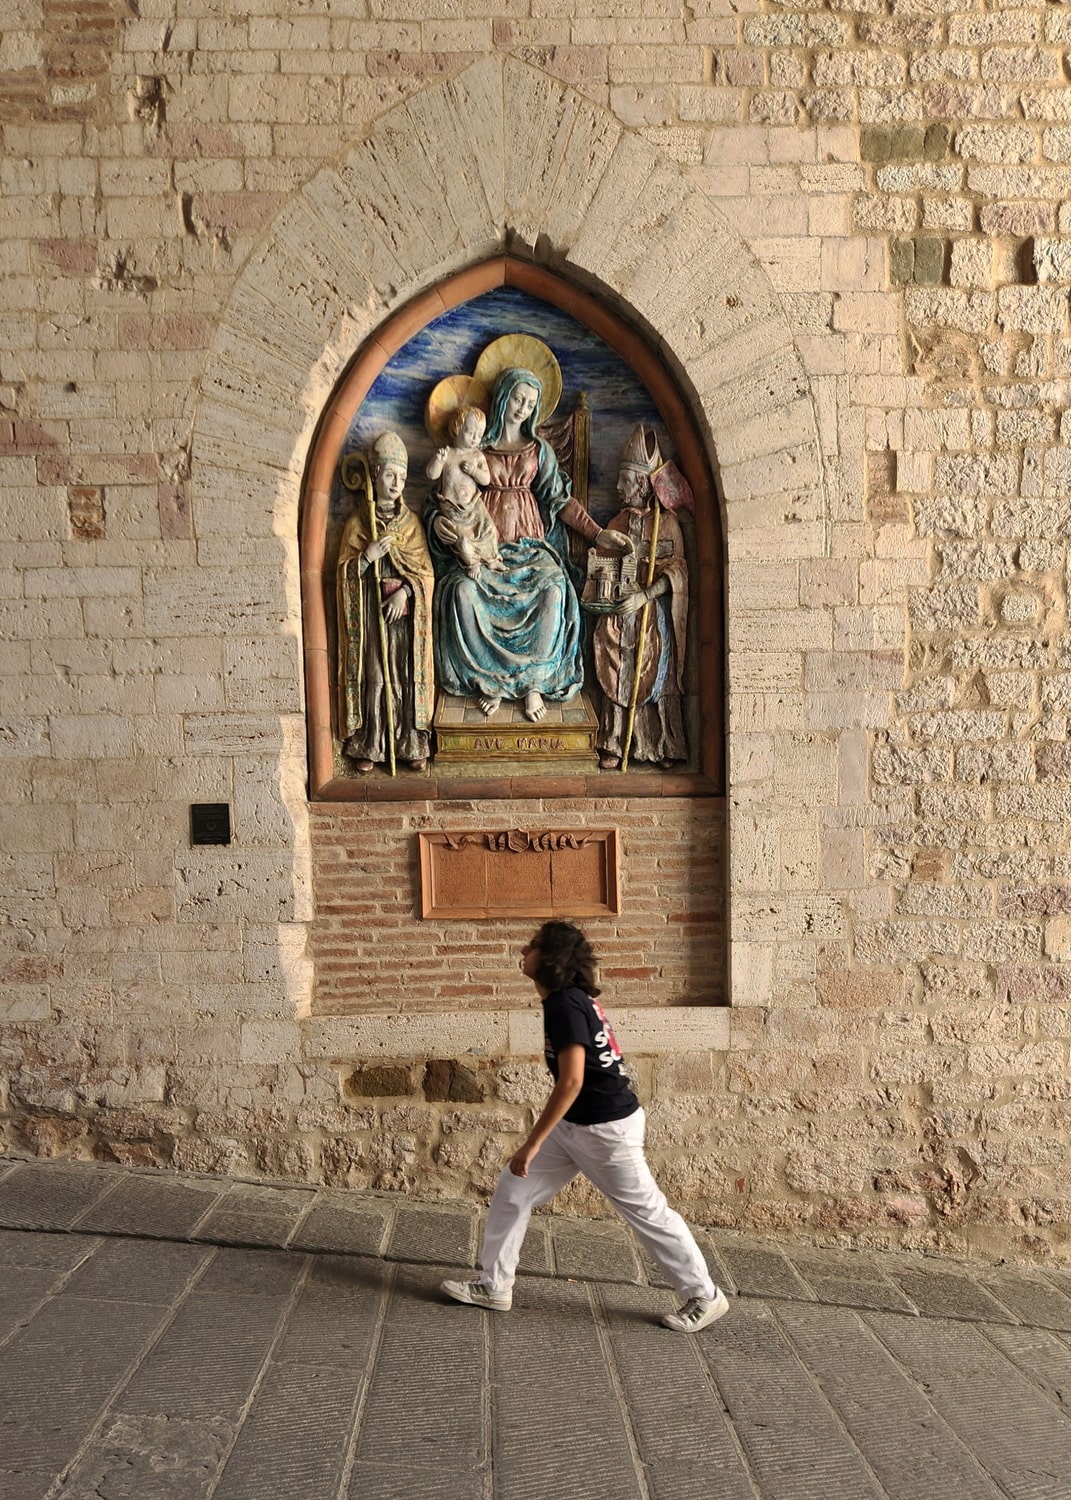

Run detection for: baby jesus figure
[[426, 405, 507, 580]]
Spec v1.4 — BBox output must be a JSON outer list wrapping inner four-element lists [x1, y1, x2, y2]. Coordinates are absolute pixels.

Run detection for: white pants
[[479, 1107, 717, 1301]]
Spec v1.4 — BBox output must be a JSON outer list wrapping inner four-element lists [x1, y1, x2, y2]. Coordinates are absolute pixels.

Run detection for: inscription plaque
[[418, 828, 620, 919]]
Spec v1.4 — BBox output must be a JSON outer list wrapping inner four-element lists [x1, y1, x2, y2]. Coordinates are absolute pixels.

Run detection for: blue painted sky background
[[332, 286, 671, 530]]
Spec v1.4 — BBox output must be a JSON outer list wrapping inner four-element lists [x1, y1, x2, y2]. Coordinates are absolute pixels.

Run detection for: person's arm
[[461, 452, 491, 485], [560, 497, 637, 557], [616, 573, 670, 613], [557, 496, 602, 542], [509, 1043, 585, 1177]]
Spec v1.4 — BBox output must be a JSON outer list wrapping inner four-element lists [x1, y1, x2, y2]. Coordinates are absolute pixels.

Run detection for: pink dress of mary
[[426, 367, 601, 704]]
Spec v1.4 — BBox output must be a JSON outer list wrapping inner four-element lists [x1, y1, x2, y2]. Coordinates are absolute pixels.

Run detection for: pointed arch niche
[[300, 255, 724, 801]]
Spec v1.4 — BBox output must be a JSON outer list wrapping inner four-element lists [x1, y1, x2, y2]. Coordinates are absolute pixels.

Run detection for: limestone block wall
[[1, 3, 1070, 1263]]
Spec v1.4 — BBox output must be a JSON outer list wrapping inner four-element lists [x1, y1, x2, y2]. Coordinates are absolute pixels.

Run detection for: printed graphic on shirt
[[591, 999, 624, 1071]]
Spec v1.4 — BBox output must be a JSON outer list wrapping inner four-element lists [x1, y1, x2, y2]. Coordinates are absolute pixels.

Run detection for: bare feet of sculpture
[[353, 758, 374, 774], [479, 695, 501, 717], [524, 692, 546, 722], [598, 752, 621, 770], [407, 758, 428, 771]]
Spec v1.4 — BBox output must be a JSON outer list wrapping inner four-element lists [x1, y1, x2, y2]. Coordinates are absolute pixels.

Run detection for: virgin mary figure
[[427, 360, 631, 723]]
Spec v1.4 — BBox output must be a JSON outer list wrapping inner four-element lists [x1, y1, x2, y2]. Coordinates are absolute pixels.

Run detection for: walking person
[[441, 921, 730, 1332]]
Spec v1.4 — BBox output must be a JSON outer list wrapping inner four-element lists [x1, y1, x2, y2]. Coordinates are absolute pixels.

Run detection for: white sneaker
[[661, 1288, 730, 1332], [440, 1278, 512, 1311]]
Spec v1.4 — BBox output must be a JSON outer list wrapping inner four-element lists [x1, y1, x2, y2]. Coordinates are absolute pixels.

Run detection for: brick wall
[[309, 799, 727, 1012], [2, 4, 1071, 1264]]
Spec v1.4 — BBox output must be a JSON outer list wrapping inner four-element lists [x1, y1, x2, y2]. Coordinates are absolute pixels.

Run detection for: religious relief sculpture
[[425, 337, 632, 724], [329, 294, 702, 781], [583, 424, 693, 770], [336, 431, 435, 774]]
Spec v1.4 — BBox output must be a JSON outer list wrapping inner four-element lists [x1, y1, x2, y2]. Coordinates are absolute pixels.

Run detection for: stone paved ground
[[2, 1157, 1071, 1498]]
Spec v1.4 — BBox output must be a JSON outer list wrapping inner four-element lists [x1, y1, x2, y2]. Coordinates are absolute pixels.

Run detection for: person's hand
[[596, 528, 633, 555], [616, 588, 649, 615], [459, 457, 479, 476], [365, 537, 391, 563], [509, 1142, 539, 1177], [382, 589, 407, 622]]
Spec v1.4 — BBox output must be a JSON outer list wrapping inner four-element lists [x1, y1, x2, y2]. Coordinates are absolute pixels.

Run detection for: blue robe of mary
[[426, 431, 584, 704]]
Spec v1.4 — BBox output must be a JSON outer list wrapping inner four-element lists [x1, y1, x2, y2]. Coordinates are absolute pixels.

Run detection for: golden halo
[[425, 373, 476, 445], [468, 334, 562, 427]]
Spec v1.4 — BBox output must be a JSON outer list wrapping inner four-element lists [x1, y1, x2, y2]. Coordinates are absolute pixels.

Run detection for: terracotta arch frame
[[300, 254, 725, 802]]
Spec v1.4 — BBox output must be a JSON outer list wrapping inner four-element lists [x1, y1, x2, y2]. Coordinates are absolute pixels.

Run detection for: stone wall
[[2, 2, 1071, 1264]]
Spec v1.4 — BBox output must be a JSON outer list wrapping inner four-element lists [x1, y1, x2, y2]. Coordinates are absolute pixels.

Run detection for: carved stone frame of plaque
[[418, 829, 621, 919]]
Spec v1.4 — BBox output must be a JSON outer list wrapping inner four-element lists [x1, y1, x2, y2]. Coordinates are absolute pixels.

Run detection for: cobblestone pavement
[[2, 1156, 1071, 1498]]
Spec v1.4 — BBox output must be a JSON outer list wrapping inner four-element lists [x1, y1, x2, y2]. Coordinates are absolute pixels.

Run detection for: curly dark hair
[[530, 920, 601, 997]]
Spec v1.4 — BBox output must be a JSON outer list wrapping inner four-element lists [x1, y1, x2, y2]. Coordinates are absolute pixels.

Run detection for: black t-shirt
[[542, 986, 639, 1126]]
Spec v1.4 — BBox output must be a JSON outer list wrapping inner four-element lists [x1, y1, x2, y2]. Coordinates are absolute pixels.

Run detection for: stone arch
[[189, 55, 829, 1015]]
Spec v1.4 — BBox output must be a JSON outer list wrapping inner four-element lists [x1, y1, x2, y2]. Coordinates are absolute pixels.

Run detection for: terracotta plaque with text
[[418, 829, 620, 919]]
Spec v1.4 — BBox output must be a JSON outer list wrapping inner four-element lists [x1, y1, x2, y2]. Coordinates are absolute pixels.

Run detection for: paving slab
[[271, 1255, 386, 1368], [596, 1280, 758, 1499], [0, 1293, 166, 1472], [289, 1192, 392, 1256], [775, 1301, 1004, 1500], [195, 1244, 307, 1299], [866, 1310, 1071, 1498], [788, 1250, 918, 1314], [345, 1461, 488, 1499], [0, 1468, 57, 1500], [493, 1276, 644, 1500], [973, 1267, 1071, 1331], [644, 1461, 758, 1500], [5, 1156, 1071, 1499], [72, 1173, 226, 1241], [981, 1322, 1071, 1412], [53, 1413, 232, 1500], [1041, 1265, 1071, 1300], [212, 1361, 362, 1500], [888, 1264, 1018, 1323], [550, 1218, 643, 1283], [62, 1237, 212, 1305], [386, 1205, 476, 1266], [710, 1236, 816, 1301], [0, 1230, 99, 1271], [353, 1264, 486, 1474], [698, 1300, 886, 1499], [117, 1287, 295, 1424], [192, 1181, 315, 1249], [0, 1266, 72, 1346], [0, 1162, 118, 1231]]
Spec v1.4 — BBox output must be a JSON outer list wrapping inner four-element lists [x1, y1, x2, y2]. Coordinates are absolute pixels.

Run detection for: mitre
[[620, 424, 662, 475]]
